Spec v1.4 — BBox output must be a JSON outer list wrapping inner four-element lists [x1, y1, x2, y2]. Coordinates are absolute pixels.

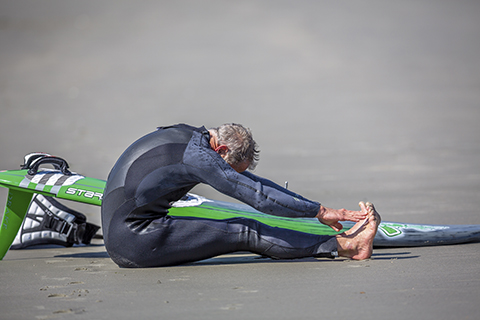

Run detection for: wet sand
[[1, 1, 480, 319]]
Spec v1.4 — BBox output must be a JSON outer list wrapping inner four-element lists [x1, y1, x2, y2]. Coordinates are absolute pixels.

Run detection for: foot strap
[[10, 194, 100, 249]]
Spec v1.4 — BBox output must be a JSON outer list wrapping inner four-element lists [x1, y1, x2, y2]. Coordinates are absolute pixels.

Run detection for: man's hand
[[315, 202, 369, 232]]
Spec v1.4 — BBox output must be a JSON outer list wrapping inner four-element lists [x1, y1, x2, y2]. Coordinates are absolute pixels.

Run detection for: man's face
[[229, 160, 250, 173]]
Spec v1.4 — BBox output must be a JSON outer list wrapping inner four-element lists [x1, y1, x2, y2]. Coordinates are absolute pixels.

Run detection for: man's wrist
[[316, 205, 327, 220]]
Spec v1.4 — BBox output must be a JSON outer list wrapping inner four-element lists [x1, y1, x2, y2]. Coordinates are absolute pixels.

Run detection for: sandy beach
[[1, 1, 479, 319]]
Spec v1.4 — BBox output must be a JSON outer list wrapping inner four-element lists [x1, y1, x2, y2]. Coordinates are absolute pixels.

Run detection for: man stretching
[[101, 123, 380, 267]]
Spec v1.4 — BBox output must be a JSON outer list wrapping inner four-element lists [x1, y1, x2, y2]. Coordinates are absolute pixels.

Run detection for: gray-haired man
[[102, 123, 380, 268]]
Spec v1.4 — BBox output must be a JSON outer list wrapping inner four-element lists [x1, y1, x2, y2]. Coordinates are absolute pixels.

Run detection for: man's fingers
[[343, 208, 367, 222], [356, 211, 368, 219], [329, 222, 343, 232]]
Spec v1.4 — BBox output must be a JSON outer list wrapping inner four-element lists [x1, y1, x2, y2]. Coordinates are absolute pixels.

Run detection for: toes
[[358, 201, 367, 212], [366, 202, 376, 213], [366, 202, 381, 224]]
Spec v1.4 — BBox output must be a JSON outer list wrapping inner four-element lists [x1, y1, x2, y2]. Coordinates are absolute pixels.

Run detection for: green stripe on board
[[169, 204, 344, 236]]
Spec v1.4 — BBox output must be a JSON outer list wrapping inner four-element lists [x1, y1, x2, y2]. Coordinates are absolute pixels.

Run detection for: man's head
[[209, 123, 260, 173]]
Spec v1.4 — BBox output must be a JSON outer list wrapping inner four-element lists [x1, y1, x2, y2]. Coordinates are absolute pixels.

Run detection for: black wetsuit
[[101, 124, 337, 267]]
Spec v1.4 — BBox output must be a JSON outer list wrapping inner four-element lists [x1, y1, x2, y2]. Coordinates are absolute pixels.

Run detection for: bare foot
[[336, 202, 381, 260], [343, 202, 370, 236]]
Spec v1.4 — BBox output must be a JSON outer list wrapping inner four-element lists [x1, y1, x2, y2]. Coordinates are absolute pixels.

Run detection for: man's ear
[[214, 145, 229, 156]]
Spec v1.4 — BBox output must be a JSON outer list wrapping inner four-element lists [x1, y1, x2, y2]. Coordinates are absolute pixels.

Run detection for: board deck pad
[[1, 168, 480, 259]]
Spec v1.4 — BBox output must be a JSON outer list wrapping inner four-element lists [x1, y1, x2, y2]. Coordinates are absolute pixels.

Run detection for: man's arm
[[185, 132, 367, 226], [238, 170, 321, 217]]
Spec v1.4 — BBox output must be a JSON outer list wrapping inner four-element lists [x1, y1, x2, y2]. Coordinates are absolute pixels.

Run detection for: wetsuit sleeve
[[183, 133, 320, 218], [236, 170, 321, 218]]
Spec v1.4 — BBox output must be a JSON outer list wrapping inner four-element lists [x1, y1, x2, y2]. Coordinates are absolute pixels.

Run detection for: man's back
[[101, 124, 207, 238]]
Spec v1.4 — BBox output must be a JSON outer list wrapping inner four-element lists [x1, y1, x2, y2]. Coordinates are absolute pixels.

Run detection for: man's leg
[[106, 215, 338, 268]]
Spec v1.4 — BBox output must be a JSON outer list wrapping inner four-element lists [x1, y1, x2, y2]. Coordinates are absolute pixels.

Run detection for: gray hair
[[210, 123, 260, 170]]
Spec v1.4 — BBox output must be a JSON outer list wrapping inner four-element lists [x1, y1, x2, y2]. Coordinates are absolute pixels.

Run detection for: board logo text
[[65, 187, 103, 200]]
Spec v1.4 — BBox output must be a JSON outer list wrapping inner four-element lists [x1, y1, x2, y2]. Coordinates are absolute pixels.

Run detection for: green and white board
[[1, 157, 480, 260]]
